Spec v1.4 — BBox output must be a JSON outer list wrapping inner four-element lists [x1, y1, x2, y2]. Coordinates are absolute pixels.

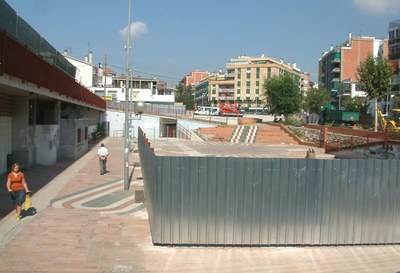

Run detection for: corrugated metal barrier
[[138, 128, 400, 246]]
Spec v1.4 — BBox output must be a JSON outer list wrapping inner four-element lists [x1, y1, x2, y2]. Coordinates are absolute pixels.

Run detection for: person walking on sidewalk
[[97, 143, 109, 175], [6, 163, 30, 222]]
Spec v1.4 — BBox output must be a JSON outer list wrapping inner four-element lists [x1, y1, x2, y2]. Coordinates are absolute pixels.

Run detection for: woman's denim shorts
[[10, 190, 26, 206]]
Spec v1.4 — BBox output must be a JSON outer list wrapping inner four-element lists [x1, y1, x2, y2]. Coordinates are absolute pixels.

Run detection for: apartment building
[[181, 70, 210, 87], [64, 53, 175, 104], [194, 55, 310, 109], [389, 19, 400, 94], [90, 75, 174, 104], [318, 33, 388, 98]]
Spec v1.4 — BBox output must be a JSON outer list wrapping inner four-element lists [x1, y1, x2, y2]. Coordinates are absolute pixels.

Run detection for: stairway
[[254, 125, 298, 144], [199, 124, 298, 145], [230, 126, 259, 143]]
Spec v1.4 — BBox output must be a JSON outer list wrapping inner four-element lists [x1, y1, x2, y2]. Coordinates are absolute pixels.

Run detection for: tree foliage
[[342, 96, 369, 115], [263, 74, 301, 120], [302, 88, 331, 114], [393, 96, 400, 109], [175, 83, 195, 110], [356, 54, 394, 100]]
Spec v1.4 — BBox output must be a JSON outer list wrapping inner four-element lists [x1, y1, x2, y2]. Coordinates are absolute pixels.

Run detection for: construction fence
[[138, 127, 400, 246]]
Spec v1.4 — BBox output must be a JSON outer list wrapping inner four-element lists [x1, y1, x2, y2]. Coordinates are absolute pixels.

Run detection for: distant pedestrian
[[6, 163, 30, 222], [97, 143, 109, 175]]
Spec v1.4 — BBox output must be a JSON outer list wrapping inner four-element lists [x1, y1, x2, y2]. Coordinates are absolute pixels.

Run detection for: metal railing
[[0, 0, 76, 77], [177, 124, 191, 140], [0, 30, 105, 109]]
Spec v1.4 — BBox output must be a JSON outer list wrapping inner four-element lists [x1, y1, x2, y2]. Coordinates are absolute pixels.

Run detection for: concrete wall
[[34, 124, 59, 165], [59, 119, 89, 161], [0, 116, 12, 174], [106, 110, 218, 139], [11, 97, 32, 169]]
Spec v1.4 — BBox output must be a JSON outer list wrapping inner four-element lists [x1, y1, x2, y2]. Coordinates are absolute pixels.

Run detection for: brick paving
[[0, 136, 400, 272]]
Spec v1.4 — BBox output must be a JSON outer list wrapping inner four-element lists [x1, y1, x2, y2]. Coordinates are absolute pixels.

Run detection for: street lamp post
[[124, 0, 132, 191]]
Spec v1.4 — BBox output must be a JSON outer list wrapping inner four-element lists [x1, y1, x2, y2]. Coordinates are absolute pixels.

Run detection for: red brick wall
[[184, 71, 210, 86], [341, 39, 374, 81]]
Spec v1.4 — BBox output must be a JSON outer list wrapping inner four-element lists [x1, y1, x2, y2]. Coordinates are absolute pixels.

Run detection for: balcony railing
[[0, 30, 105, 109], [218, 88, 235, 93], [218, 96, 235, 100]]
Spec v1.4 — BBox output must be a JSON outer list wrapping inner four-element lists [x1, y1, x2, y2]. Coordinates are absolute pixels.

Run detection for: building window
[[237, 81, 241, 87], [85, 127, 88, 140], [268, 68, 271, 78], [246, 88, 250, 94], [237, 69, 241, 79], [246, 81, 250, 87], [256, 88, 259, 94], [256, 81, 259, 87], [77, 128, 82, 144]]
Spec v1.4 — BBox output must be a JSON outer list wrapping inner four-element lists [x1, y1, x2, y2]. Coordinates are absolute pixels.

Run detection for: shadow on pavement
[[21, 207, 37, 219]]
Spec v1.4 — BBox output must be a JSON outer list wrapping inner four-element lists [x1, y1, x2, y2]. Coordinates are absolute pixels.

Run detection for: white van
[[194, 106, 219, 115]]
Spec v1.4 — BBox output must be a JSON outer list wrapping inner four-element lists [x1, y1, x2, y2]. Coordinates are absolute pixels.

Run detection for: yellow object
[[24, 193, 32, 210], [377, 108, 400, 132]]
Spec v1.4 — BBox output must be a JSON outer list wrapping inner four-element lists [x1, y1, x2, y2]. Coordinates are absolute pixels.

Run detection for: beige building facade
[[195, 55, 310, 109]]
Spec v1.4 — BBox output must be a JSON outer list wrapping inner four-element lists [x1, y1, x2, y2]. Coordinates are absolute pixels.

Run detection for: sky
[[5, 0, 400, 87]]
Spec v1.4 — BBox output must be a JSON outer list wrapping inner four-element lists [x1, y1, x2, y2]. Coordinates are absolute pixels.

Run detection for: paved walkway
[[0, 137, 400, 272]]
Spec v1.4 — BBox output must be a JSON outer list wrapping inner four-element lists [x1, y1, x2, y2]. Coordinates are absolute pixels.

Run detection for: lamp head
[[134, 101, 146, 115]]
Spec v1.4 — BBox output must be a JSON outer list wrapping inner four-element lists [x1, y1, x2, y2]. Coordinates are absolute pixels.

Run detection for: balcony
[[218, 96, 235, 100], [226, 73, 235, 79], [218, 88, 235, 94], [332, 58, 341, 63], [332, 67, 341, 73]]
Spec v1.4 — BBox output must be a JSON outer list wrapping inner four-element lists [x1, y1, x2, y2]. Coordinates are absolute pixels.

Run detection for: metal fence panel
[[138, 131, 400, 246]]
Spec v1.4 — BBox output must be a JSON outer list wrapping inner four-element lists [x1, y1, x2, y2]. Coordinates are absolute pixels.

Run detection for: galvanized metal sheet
[[139, 130, 400, 246]]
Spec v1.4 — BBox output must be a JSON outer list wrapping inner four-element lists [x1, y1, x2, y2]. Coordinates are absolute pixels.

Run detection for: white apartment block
[[65, 52, 175, 104]]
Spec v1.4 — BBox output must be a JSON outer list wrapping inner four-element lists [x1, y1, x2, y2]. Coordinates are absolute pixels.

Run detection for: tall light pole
[[124, 0, 132, 190]]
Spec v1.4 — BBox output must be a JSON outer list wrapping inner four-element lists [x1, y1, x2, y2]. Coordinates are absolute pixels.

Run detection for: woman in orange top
[[6, 163, 30, 222]]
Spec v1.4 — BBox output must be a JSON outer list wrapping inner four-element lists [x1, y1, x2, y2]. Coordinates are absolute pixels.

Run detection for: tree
[[356, 54, 393, 100], [342, 96, 369, 115], [356, 54, 393, 131], [175, 83, 195, 110], [302, 88, 331, 114], [393, 96, 400, 109], [263, 74, 301, 121]]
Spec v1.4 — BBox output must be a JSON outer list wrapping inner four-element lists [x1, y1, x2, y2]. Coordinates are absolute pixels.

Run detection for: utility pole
[[103, 53, 107, 99], [124, 0, 132, 190]]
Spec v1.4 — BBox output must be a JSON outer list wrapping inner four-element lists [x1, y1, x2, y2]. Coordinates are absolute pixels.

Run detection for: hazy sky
[[6, 0, 400, 86]]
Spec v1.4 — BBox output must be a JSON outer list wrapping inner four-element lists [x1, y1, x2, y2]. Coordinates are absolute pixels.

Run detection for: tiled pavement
[[0, 136, 400, 272]]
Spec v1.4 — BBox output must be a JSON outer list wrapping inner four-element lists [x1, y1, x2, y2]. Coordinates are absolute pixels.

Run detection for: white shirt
[[98, 147, 108, 157]]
